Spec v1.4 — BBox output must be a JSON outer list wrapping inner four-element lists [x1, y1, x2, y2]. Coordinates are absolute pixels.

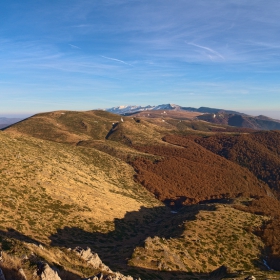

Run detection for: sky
[[0, 0, 280, 119]]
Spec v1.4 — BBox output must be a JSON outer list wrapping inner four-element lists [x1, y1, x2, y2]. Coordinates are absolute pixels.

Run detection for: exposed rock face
[[0, 268, 6, 280], [18, 268, 27, 280], [74, 248, 139, 280], [84, 272, 135, 280], [74, 247, 112, 272], [245, 276, 256, 280], [37, 263, 61, 280]]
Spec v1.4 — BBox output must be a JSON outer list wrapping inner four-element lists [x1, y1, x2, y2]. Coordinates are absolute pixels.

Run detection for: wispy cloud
[[72, 24, 92, 28], [101, 55, 132, 66], [188, 42, 224, 60], [69, 44, 81, 49]]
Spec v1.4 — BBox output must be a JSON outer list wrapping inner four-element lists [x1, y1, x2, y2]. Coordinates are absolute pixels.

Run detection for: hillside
[[0, 130, 170, 278], [1, 110, 280, 279], [197, 113, 280, 130], [4, 110, 122, 143], [132, 139, 268, 206], [194, 131, 280, 195]]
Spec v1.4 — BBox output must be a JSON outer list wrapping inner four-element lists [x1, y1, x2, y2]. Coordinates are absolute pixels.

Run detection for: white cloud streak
[[69, 44, 81, 49], [188, 43, 224, 60], [101, 55, 132, 66]]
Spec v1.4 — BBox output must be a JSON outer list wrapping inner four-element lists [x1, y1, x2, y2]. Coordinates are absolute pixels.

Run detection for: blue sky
[[0, 0, 280, 118]]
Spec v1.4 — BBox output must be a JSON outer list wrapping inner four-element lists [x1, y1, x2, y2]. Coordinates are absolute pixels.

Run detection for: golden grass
[[0, 132, 161, 244], [130, 204, 269, 273]]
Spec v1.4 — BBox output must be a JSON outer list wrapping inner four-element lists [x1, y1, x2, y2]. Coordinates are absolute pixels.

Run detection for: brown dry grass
[[131, 110, 203, 119], [130, 204, 269, 273], [0, 252, 24, 280], [0, 131, 161, 244]]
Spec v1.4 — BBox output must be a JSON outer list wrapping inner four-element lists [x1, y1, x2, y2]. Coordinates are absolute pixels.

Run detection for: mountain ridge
[[105, 104, 280, 130], [105, 104, 245, 116]]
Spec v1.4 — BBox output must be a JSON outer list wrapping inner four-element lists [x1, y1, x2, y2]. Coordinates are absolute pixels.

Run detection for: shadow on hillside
[[49, 204, 217, 279], [0, 228, 40, 246]]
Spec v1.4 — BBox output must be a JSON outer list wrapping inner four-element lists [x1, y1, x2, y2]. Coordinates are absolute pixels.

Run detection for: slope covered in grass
[[4, 110, 121, 143], [0, 131, 161, 244], [130, 203, 269, 273]]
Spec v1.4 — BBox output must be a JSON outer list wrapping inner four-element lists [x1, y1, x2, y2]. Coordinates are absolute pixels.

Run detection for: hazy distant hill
[[197, 113, 280, 130], [0, 117, 22, 129]]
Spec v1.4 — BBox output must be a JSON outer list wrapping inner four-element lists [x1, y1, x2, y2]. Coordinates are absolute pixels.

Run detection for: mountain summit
[[106, 104, 178, 115], [105, 104, 243, 115]]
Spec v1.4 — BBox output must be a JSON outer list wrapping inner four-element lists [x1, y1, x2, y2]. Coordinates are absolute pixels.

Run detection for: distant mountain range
[[197, 113, 280, 130], [106, 104, 280, 130], [0, 117, 23, 129], [106, 104, 244, 115]]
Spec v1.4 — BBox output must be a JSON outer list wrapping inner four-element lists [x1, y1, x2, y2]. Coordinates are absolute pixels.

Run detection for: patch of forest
[[193, 131, 280, 195], [132, 140, 267, 207]]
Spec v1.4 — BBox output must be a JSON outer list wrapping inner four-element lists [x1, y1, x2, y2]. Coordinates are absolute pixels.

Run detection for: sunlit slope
[[0, 131, 161, 243], [5, 110, 122, 143], [130, 203, 269, 273], [4, 110, 244, 146], [5, 110, 177, 148]]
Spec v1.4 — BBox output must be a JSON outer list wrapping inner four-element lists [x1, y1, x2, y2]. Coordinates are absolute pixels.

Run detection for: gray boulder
[[37, 263, 61, 280], [74, 247, 139, 280], [18, 268, 27, 280], [74, 247, 112, 273], [245, 276, 256, 280], [84, 272, 136, 280]]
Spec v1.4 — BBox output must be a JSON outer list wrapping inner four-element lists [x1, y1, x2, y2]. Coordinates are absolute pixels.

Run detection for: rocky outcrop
[[84, 272, 135, 280], [18, 268, 27, 280], [37, 263, 61, 280], [245, 276, 256, 280], [74, 247, 112, 273], [74, 247, 139, 280]]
